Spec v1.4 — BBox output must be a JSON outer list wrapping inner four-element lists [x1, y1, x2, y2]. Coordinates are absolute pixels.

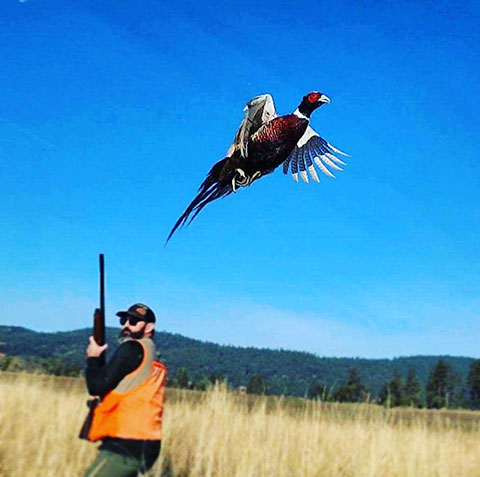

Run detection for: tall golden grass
[[1, 372, 480, 476]]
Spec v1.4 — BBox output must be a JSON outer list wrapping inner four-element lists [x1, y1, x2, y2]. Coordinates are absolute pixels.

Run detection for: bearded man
[[84, 303, 167, 477]]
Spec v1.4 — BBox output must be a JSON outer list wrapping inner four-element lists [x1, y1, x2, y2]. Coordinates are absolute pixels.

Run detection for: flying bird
[[167, 91, 348, 242]]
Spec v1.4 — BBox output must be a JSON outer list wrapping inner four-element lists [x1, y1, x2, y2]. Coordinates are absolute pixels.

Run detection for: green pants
[[84, 450, 145, 477]]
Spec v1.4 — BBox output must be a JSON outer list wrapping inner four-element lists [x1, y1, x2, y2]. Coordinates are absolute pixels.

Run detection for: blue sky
[[1, 0, 478, 358]]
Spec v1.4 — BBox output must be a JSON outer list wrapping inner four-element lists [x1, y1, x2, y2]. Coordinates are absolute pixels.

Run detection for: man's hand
[[86, 336, 108, 358]]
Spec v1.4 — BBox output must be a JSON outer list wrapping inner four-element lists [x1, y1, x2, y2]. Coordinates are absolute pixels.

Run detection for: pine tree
[[247, 374, 267, 395], [334, 367, 367, 403], [378, 371, 404, 407], [389, 371, 404, 406], [0, 355, 13, 371], [378, 381, 390, 407], [307, 379, 326, 400], [175, 367, 189, 388], [403, 368, 423, 407], [196, 377, 211, 391], [467, 360, 480, 409], [426, 359, 454, 409], [209, 372, 225, 385]]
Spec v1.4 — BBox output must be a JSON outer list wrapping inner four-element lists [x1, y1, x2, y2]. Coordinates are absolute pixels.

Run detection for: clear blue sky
[[1, 0, 479, 358]]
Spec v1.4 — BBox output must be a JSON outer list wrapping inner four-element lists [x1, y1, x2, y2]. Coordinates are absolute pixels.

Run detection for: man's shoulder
[[111, 340, 145, 374], [138, 337, 156, 351]]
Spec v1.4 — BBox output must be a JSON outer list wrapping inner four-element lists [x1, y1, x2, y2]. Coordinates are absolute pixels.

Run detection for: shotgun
[[79, 253, 106, 440], [94, 253, 106, 366]]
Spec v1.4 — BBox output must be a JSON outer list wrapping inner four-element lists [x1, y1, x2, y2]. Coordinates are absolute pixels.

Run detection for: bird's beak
[[319, 94, 331, 104]]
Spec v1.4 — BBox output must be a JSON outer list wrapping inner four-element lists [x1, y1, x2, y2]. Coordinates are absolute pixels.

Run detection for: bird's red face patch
[[307, 92, 321, 103]]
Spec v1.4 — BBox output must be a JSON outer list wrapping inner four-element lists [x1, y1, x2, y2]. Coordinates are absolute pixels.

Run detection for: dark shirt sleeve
[[85, 340, 144, 397]]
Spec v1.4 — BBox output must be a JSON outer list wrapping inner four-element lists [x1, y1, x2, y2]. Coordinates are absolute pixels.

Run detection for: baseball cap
[[116, 303, 156, 323]]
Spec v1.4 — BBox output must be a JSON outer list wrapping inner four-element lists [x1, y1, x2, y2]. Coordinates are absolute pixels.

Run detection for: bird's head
[[298, 92, 330, 117]]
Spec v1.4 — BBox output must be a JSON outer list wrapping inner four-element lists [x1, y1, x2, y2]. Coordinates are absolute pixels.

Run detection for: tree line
[[375, 359, 480, 409], [305, 359, 480, 409], [1, 326, 479, 409], [306, 359, 480, 409], [168, 359, 480, 410]]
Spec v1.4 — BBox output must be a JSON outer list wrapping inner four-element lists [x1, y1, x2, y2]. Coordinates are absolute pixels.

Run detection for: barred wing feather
[[283, 126, 349, 183], [226, 94, 278, 158]]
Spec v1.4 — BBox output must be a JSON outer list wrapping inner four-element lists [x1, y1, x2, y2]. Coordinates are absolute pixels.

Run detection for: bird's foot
[[249, 171, 261, 184], [232, 168, 249, 192], [232, 169, 262, 192]]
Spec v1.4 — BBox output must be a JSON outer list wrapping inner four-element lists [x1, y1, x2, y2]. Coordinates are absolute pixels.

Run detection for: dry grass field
[[1, 372, 480, 476]]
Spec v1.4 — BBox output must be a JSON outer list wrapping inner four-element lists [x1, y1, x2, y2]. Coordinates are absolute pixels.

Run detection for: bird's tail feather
[[165, 158, 232, 244]]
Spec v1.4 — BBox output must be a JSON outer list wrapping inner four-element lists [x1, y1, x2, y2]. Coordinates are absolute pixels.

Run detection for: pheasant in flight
[[167, 91, 349, 242]]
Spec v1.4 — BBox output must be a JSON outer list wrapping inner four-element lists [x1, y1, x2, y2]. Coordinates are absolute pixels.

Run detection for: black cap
[[116, 303, 156, 323]]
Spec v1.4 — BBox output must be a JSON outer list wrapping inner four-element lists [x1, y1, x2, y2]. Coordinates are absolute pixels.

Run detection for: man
[[84, 303, 167, 477]]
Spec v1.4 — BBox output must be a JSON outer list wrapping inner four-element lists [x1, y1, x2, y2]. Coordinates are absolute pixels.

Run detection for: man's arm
[[85, 340, 143, 397]]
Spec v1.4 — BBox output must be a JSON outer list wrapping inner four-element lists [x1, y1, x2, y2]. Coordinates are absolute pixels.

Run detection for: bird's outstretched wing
[[226, 94, 278, 158], [283, 126, 349, 183]]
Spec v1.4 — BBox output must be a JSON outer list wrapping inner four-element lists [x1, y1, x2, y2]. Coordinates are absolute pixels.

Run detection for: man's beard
[[119, 328, 145, 341]]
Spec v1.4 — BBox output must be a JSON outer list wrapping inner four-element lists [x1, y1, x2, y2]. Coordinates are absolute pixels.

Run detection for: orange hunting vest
[[88, 338, 167, 442]]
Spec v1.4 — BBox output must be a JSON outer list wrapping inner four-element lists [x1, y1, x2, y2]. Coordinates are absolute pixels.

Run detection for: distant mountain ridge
[[0, 325, 476, 397]]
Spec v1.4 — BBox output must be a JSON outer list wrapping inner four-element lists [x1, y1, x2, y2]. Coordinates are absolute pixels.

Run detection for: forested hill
[[0, 325, 475, 397]]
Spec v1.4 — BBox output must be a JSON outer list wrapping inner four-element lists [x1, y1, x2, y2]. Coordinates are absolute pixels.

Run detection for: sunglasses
[[119, 315, 145, 326]]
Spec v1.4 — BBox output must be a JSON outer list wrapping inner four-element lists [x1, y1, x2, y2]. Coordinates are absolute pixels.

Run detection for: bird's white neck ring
[[293, 109, 309, 120]]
